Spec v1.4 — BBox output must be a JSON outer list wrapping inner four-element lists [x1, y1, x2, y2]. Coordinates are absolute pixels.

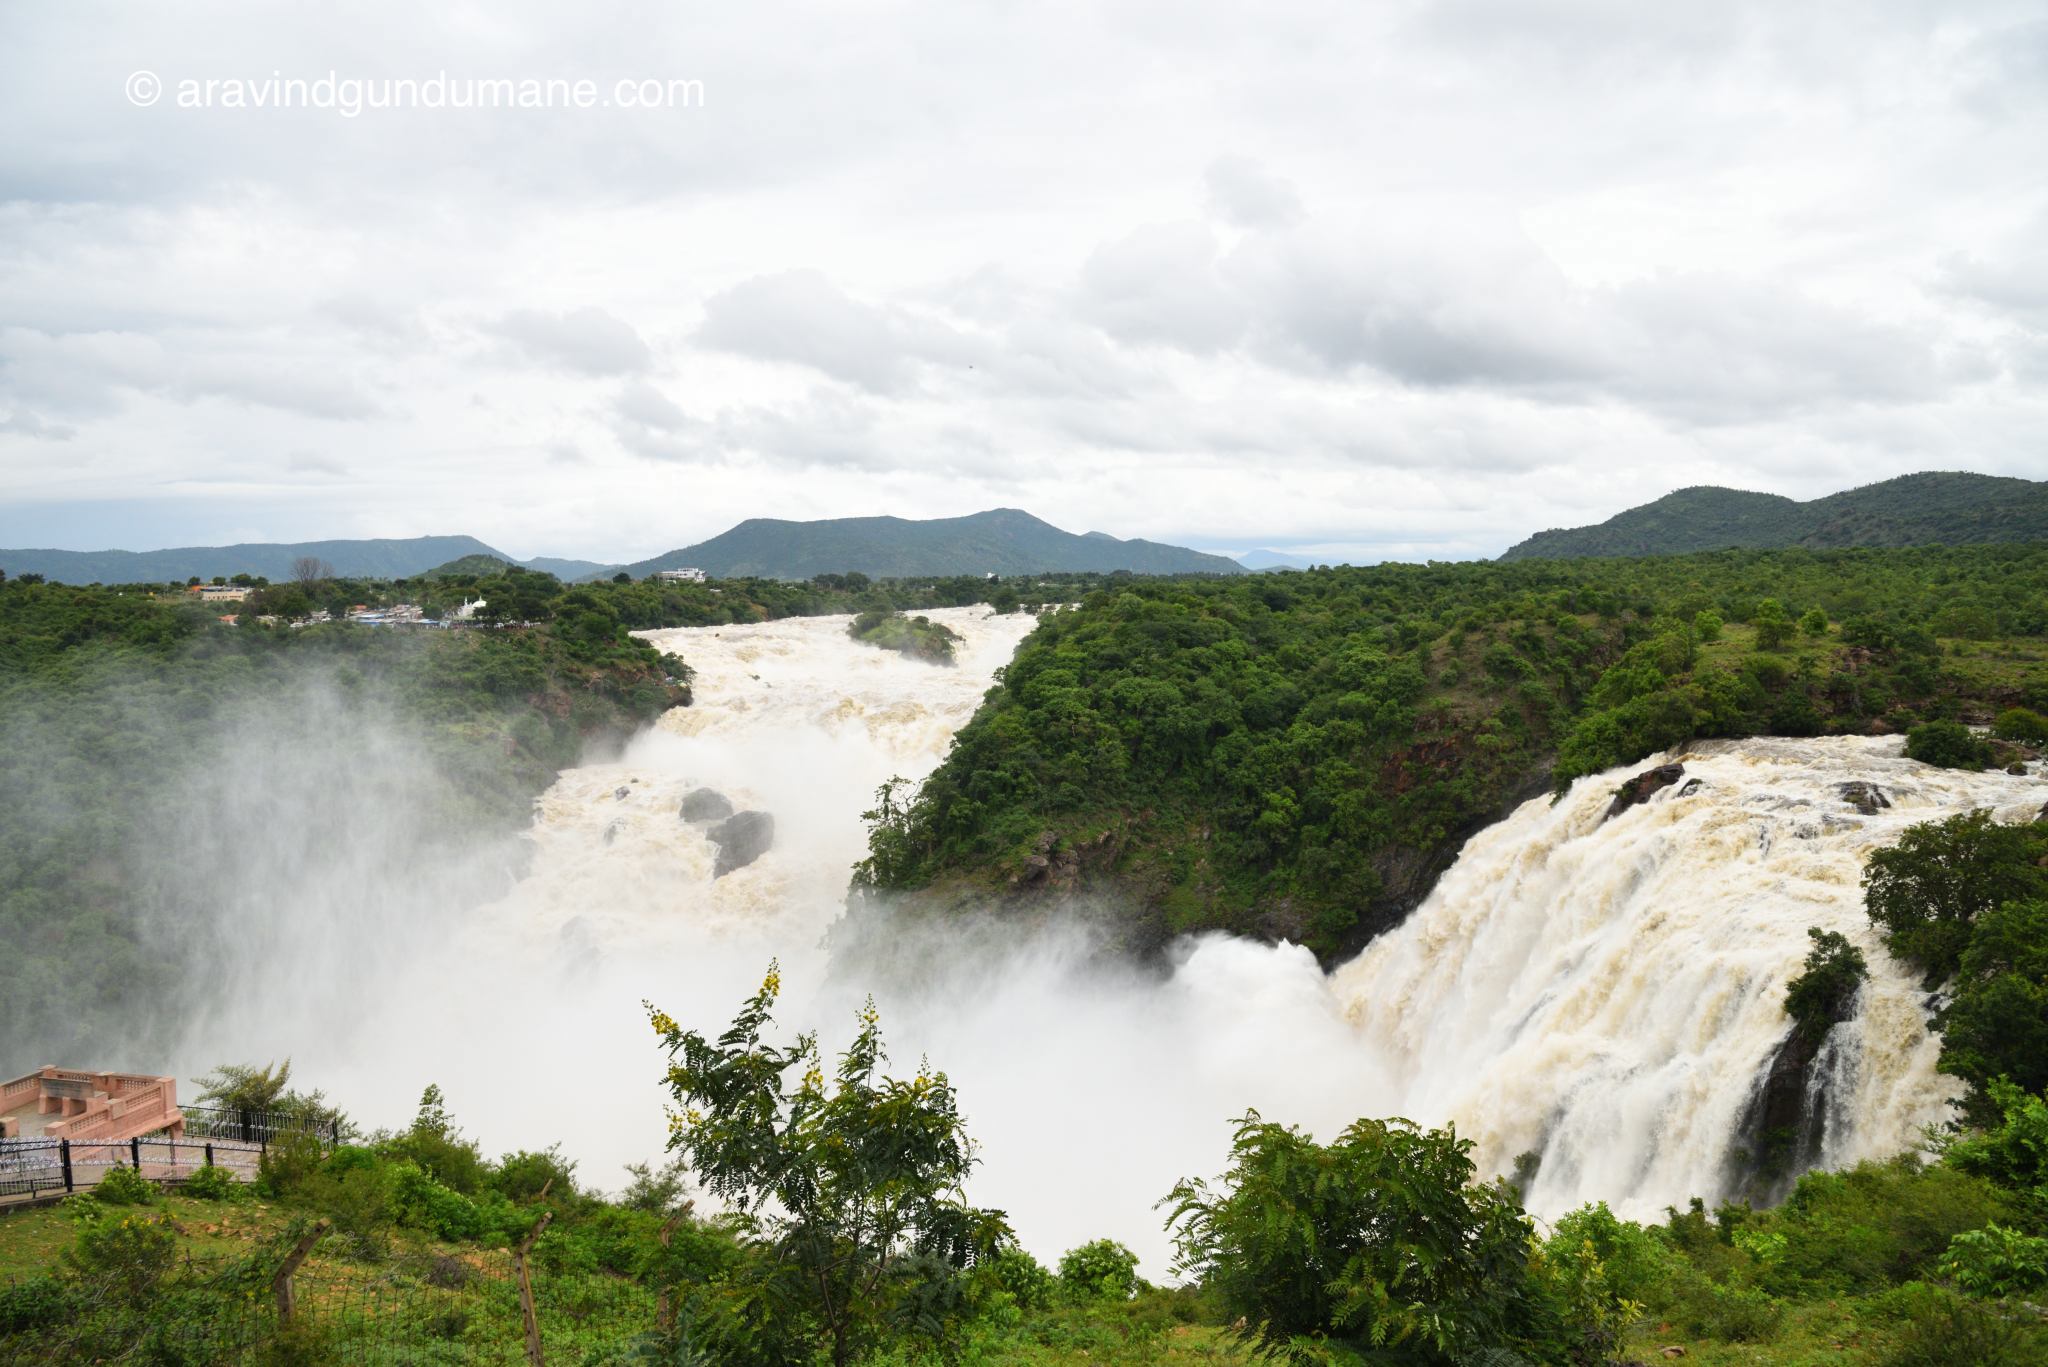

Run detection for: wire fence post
[[59, 1139, 72, 1193], [204, 1141, 214, 1168], [514, 1208, 555, 1366], [130, 1135, 141, 1172], [272, 1220, 329, 1323]]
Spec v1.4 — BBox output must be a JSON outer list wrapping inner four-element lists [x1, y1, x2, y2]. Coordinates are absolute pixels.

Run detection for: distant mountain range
[[613, 508, 1244, 580], [1236, 549, 1320, 571], [0, 511, 1236, 585], [1, 535, 518, 584], [1499, 472, 2048, 561]]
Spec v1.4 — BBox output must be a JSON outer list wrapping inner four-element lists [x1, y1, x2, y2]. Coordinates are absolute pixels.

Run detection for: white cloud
[[0, 0, 2040, 560], [491, 307, 653, 376]]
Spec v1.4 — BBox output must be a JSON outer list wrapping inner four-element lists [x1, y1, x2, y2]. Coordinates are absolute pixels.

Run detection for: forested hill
[[0, 535, 512, 584], [614, 508, 1245, 580], [1500, 472, 2048, 560], [859, 545, 2048, 962], [0, 578, 688, 1071]]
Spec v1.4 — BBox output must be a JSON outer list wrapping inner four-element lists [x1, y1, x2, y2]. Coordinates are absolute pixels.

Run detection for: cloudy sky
[[2, 1, 2044, 563]]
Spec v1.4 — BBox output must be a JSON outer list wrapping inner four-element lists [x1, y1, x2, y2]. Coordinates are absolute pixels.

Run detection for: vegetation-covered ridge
[[615, 507, 1246, 581], [0, 534, 582, 585], [1501, 471, 2048, 560], [858, 544, 2048, 961]]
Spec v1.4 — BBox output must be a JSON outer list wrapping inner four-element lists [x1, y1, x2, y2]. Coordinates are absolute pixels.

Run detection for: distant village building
[[655, 568, 707, 582], [193, 584, 251, 603]]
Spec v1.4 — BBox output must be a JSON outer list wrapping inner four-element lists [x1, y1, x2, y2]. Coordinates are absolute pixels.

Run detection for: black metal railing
[[0, 1132, 267, 1200], [179, 1105, 342, 1147]]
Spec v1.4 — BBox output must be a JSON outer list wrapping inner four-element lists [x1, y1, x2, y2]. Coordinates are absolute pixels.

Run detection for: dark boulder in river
[[709, 810, 774, 877], [1605, 763, 1685, 821], [680, 788, 735, 823], [1836, 781, 1890, 815]]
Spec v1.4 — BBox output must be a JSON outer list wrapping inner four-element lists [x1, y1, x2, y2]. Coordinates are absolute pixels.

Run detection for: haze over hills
[[613, 508, 1246, 580], [1236, 549, 1321, 571], [0, 536, 614, 585], [1500, 471, 2048, 560]]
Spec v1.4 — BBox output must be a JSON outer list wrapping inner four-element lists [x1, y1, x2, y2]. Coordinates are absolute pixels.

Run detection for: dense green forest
[[1501, 472, 2048, 560], [859, 544, 2048, 960]]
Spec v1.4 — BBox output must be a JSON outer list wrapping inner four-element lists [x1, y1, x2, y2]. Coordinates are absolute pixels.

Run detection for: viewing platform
[[0, 1066, 184, 1144]]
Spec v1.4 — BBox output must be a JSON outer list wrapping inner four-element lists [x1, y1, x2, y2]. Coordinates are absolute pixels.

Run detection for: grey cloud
[[286, 453, 349, 477], [1204, 156, 1304, 229], [695, 271, 975, 393], [614, 380, 692, 432], [609, 380, 708, 461], [0, 328, 378, 421], [1079, 223, 1247, 353], [492, 307, 652, 376], [0, 407, 75, 440]]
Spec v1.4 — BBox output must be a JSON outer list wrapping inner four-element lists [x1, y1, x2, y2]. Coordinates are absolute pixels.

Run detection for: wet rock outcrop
[[709, 810, 774, 877], [1837, 781, 1891, 816], [1605, 763, 1686, 821], [680, 788, 735, 823]]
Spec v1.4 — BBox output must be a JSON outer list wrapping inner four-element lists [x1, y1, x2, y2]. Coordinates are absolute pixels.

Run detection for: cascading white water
[[186, 609, 2044, 1269], [1328, 736, 2041, 1218]]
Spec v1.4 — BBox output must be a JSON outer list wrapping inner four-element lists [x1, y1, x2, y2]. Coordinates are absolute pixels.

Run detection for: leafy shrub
[[1693, 608, 1723, 642], [1937, 1224, 2048, 1298], [1800, 607, 1830, 637], [494, 1144, 578, 1203], [1166, 1111, 1560, 1363], [391, 1162, 485, 1242], [1863, 811, 2048, 984], [1770, 1157, 2013, 1293], [1940, 902, 2048, 1115], [1668, 1276, 1784, 1343], [1539, 1203, 1668, 1359], [1869, 1281, 2048, 1367], [182, 1162, 239, 1201], [257, 1130, 326, 1199], [1994, 708, 2048, 745], [0, 1275, 79, 1334], [303, 1160, 396, 1261], [978, 1247, 1057, 1310], [1754, 598, 1795, 649], [1057, 1239, 1140, 1302], [1784, 927, 1868, 1034], [90, 1163, 155, 1206], [1906, 719, 1992, 770], [64, 1206, 177, 1303]]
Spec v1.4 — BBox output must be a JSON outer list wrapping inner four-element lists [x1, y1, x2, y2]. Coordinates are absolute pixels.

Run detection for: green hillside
[[422, 552, 517, 578], [0, 535, 513, 584], [859, 545, 2048, 962], [614, 508, 1245, 580], [1501, 472, 2048, 560]]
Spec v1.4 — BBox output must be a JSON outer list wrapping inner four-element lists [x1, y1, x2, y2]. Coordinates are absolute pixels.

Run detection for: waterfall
[[175, 609, 2044, 1266], [1328, 735, 2039, 1218]]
